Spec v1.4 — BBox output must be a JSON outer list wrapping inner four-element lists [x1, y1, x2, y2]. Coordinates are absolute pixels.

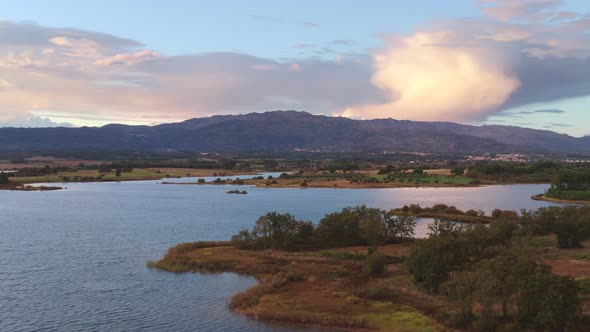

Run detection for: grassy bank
[[0, 183, 63, 191], [532, 194, 590, 205], [167, 169, 487, 189], [151, 205, 590, 331], [150, 242, 441, 331], [5, 168, 252, 185], [151, 238, 590, 331]]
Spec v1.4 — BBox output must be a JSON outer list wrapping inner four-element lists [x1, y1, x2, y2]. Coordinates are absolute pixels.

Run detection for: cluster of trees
[[528, 206, 590, 248], [231, 206, 416, 251], [229, 205, 589, 329], [0, 171, 9, 184], [325, 162, 361, 173], [391, 204, 518, 221], [378, 164, 437, 175], [90, 159, 225, 170], [14, 166, 63, 176], [466, 161, 590, 183], [406, 207, 590, 330], [546, 170, 590, 201]]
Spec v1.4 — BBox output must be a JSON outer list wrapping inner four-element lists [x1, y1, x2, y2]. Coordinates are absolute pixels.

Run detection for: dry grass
[[152, 242, 442, 331], [424, 169, 453, 176], [6, 167, 255, 185], [152, 237, 590, 330]]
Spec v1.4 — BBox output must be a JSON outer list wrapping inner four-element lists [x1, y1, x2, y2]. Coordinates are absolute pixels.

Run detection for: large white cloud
[[341, 31, 520, 121], [0, 21, 378, 125], [342, 0, 590, 122]]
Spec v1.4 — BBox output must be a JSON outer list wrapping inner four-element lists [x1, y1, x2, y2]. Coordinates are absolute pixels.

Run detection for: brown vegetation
[[151, 242, 442, 331]]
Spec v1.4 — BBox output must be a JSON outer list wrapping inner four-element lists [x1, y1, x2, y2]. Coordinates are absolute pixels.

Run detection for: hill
[[0, 111, 587, 155]]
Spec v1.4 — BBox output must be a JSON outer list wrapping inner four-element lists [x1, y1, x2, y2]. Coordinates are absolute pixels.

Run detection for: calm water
[[0, 176, 560, 331]]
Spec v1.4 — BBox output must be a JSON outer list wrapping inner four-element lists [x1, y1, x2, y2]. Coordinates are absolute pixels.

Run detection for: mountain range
[[0, 111, 588, 155]]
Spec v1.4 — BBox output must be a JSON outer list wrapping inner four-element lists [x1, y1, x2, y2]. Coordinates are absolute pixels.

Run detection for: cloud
[[532, 108, 565, 113], [94, 50, 160, 66], [0, 116, 73, 127], [343, 1, 590, 122], [249, 15, 319, 28], [299, 21, 320, 28], [331, 39, 356, 46], [548, 122, 573, 127], [0, 21, 380, 125], [477, 0, 562, 21], [494, 108, 566, 116], [2, 1, 590, 127], [342, 31, 520, 121]]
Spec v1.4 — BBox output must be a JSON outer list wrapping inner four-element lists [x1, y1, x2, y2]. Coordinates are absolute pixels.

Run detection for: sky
[[0, 0, 589, 137]]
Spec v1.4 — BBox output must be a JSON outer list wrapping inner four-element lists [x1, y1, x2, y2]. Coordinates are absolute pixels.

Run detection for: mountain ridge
[[0, 111, 587, 155]]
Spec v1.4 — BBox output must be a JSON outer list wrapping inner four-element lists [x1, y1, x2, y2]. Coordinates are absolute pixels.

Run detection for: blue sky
[[0, 0, 589, 136], [2, 0, 480, 57]]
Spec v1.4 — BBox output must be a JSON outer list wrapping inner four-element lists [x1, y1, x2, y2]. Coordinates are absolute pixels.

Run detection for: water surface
[[0, 178, 560, 331]]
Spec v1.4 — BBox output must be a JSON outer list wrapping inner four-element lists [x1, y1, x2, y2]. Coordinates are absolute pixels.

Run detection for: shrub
[[356, 287, 396, 301], [518, 268, 581, 331], [363, 252, 386, 276]]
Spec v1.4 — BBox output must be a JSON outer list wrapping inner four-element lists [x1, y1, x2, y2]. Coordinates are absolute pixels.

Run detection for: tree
[[451, 167, 465, 176], [442, 269, 496, 326], [359, 207, 383, 252], [553, 215, 590, 248], [363, 252, 386, 276], [231, 229, 254, 249], [518, 266, 581, 331], [406, 236, 467, 293], [427, 218, 463, 238], [316, 207, 363, 247], [0, 172, 8, 185], [249, 212, 315, 250], [382, 212, 415, 243], [115, 168, 122, 177], [477, 254, 537, 319], [491, 208, 503, 219]]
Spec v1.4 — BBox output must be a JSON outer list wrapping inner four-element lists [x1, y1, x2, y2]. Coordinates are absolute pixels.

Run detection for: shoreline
[[0, 184, 63, 191], [161, 180, 551, 190], [151, 237, 590, 331], [149, 242, 443, 331], [0, 168, 260, 191], [161, 180, 486, 190], [531, 194, 590, 205], [2, 166, 554, 192]]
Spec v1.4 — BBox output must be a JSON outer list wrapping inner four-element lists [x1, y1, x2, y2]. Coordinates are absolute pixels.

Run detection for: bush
[[363, 252, 386, 276], [518, 268, 581, 331], [356, 287, 395, 301]]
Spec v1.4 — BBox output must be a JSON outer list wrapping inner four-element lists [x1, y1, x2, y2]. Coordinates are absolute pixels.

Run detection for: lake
[[0, 177, 560, 331]]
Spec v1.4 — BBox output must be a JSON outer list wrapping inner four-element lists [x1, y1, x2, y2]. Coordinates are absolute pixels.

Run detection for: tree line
[[231, 206, 416, 251], [407, 205, 590, 331], [546, 170, 590, 200], [231, 204, 590, 330]]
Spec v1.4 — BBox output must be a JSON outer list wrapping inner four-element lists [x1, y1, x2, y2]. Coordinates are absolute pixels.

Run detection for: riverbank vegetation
[[545, 170, 590, 202], [183, 169, 482, 189], [4, 155, 590, 192], [465, 161, 590, 184], [152, 205, 590, 331]]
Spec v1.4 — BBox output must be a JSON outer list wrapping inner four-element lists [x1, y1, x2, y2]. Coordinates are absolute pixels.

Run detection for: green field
[[374, 174, 473, 185], [8, 168, 207, 184]]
